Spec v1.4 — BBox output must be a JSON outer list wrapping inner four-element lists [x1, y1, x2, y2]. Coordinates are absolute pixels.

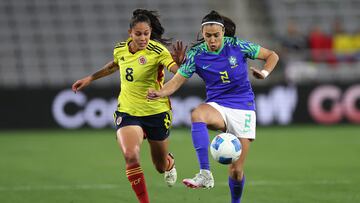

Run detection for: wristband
[[261, 70, 269, 78]]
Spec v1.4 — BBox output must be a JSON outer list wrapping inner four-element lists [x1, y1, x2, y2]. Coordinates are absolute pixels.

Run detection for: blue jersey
[[178, 36, 260, 110]]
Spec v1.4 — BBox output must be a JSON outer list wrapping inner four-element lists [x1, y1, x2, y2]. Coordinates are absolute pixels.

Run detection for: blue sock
[[228, 175, 245, 203], [191, 122, 210, 170]]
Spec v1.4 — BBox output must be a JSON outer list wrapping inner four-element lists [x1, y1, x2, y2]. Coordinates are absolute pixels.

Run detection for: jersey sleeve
[[158, 48, 176, 71], [177, 49, 197, 78], [235, 38, 261, 59], [113, 42, 125, 64], [113, 48, 119, 64]]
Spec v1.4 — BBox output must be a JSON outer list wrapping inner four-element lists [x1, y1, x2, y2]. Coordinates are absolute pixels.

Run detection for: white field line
[[0, 184, 120, 191], [0, 180, 352, 192], [247, 180, 352, 186]]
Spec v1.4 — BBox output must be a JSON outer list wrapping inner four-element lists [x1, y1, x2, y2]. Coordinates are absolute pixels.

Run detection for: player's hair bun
[[201, 10, 224, 25], [133, 9, 148, 17], [209, 10, 220, 16]]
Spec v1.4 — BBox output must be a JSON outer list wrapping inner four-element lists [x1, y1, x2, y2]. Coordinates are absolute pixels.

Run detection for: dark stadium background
[[0, 0, 359, 203]]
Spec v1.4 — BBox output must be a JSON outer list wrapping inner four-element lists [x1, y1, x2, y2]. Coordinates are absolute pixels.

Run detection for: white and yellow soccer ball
[[210, 133, 242, 164]]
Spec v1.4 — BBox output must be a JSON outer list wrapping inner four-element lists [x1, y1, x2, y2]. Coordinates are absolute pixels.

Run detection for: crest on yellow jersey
[[138, 56, 147, 65]]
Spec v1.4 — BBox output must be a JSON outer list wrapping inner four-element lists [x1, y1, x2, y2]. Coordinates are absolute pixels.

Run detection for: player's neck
[[129, 42, 140, 54]]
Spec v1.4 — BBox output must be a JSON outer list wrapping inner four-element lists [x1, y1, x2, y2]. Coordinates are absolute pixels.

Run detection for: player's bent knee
[[229, 167, 243, 179], [123, 150, 140, 165], [191, 108, 207, 122]]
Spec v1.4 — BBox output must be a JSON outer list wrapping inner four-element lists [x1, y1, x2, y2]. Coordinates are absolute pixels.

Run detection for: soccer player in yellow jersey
[[72, 9, 182, 203]]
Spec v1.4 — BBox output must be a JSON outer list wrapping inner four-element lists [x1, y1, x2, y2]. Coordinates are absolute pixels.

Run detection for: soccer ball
[[210, 133, 242, 164]]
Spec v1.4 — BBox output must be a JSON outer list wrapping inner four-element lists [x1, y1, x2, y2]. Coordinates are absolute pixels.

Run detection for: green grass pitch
[[0, 125, 359, 203]]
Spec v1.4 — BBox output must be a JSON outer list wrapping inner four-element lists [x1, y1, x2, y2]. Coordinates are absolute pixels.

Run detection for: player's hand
[[171, 40, 187, 66], [250, 67, 266, 79], [72, 76, 92, 93], [147, 88, 162, 100]]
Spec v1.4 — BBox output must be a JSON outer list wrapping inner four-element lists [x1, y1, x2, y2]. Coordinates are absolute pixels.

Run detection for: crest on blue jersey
[[228, 56, 238, 68]]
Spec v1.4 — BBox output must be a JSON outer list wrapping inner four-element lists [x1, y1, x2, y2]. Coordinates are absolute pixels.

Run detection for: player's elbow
[[270, 51, 279, 62], [267, 51, 279, 68]]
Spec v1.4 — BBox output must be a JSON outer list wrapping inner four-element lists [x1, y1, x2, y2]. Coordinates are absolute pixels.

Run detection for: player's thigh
[[116, 125, 144, 155], [192, 103, 226, 131], [228, 138, 251, 179]]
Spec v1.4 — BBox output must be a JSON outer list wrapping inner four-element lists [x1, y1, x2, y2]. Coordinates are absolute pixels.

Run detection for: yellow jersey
[[113, 38, 176, 116]]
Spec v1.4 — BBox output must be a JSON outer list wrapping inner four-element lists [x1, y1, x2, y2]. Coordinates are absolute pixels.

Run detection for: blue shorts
[[113, 110, 172, 141]]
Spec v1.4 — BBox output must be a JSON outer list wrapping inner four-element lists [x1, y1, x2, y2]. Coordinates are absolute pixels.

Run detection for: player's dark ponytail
[[222, 15, 236, 37], [130, 9, 171, 45], [192, 10, 236, 47]]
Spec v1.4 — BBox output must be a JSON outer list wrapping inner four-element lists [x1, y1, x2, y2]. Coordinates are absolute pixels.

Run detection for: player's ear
[[201, 28, 205, 37], [128, 29, 132, 36]]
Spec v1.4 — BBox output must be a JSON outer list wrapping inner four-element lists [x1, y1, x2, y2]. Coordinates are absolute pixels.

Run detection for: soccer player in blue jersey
[[148, 10, 279, 203]]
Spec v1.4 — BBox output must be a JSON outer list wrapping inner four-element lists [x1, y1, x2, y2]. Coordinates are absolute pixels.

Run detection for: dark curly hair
[[130, 9, 171, 45]]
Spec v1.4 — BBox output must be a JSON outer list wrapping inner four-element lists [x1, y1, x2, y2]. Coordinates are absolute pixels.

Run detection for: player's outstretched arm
[[147, 73, 187, 99], [250, 47, 279, 79], [72, 61, 119, 93]]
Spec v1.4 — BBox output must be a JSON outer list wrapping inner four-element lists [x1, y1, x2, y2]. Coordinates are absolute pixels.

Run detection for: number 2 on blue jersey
[[219, 71, 230, 83]]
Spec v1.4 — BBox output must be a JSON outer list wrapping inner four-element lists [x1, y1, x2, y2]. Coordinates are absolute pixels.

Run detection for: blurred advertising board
[[0, 84, 359, 129]]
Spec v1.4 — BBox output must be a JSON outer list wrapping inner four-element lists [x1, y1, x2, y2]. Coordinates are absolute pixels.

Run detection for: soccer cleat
[[182, 169, 214, 189], [164, 153, 177, 187], [164, 167, 177, 187]]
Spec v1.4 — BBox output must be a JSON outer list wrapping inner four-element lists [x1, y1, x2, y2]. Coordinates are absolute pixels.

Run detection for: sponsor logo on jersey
[[138, 56, 147, 65], [202, 64, 211, 69]]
